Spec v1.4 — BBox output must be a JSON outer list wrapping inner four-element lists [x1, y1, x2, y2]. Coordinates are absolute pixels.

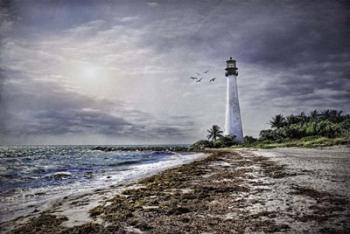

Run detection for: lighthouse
[[224, 57, 243, 143]]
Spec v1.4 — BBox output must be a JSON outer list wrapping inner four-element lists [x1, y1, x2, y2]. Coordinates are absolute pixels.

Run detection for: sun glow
[[79, 64, 102, 81], [64, 62, 117, 96]]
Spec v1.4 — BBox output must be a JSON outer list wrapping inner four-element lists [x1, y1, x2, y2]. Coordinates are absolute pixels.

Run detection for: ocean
[[0, 145, 203, 224]]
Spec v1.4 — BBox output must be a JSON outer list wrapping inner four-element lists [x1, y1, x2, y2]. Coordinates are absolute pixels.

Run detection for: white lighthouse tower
[[224, 57, 243, 143]]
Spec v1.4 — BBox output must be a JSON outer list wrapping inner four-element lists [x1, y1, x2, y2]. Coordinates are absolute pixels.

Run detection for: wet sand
[[7, 146, 350, 233]]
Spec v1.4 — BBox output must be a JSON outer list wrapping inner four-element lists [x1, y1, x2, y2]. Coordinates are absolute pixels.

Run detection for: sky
[[0, 0, 349, 145]]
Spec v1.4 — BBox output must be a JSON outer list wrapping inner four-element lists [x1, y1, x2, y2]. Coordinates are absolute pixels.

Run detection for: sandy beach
[[6, 146, 350, 233]]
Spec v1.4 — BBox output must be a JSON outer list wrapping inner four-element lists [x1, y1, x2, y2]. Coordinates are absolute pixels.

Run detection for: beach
[[0, 146, 206, 233], [3, 146, 350, 233]]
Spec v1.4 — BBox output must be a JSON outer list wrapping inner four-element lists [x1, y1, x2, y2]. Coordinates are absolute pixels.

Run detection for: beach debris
[[142, 206, 159, 210], [180, 188, 193, 194], [124, 226, 144, 234], [10, 149, 350, 233]]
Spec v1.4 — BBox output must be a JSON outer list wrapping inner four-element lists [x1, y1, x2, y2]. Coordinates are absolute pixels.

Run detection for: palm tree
[[321, 109, 343, 122], [297, 112, 308, 125], [330, 110, 343, 122], [270, 114, 286, 128], [336, 110, 344, 122], [321, 110, 331, 120], [286, 114, 300, 125], [310, 110, 319, 120], [207, 125, 223, 141]]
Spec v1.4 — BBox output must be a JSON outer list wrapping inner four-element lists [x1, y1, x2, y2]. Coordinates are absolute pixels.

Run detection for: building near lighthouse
[[224, 57, 244, 143]]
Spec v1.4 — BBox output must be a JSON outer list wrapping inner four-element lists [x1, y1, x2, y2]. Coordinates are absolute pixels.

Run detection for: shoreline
[[1, 152, 208, 233], [7, 147, 350, 233]]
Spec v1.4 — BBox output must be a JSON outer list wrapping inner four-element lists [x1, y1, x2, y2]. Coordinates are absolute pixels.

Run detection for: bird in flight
[[204, 70, 209, 74], [209, 78, 216, 82]]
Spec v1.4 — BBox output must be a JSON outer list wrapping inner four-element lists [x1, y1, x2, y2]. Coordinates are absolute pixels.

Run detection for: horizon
[[0, 143, 191, 146], [1, 0, 349, 145]]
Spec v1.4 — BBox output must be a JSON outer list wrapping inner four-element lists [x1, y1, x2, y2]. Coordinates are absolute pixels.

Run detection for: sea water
[[0, 145, 203, 224]]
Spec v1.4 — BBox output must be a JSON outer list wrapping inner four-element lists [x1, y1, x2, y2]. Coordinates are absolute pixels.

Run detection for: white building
[[224, 57, 244, 143]]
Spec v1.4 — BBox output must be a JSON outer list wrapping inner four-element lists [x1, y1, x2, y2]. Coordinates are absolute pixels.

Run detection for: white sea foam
[[0, 147, 206, 226]]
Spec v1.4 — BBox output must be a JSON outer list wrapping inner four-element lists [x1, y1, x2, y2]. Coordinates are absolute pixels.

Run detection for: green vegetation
[[243, 109, 350, 148], [260, 110, 349, 140], [248, 136, 349, 149], [190, 125, 237, 150], [206, 125, 223, 141], [191, 110, 350, 150]]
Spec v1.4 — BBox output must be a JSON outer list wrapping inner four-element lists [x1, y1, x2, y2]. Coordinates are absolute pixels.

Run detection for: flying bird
[[209, 78, 216, 82], [204, 70, 209, 74]]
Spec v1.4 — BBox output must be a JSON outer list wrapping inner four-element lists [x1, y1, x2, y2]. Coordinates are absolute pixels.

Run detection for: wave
[[149, 151, 174, 156], [107, 160, 144, 167], [0, 147, 205, 226], [43, 171, 72, 180]]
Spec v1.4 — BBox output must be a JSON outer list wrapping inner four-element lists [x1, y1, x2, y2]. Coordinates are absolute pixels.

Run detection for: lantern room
[[225, 57, 238, 77]]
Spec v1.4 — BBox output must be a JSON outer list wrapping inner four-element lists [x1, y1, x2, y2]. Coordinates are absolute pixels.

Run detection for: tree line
[[191, 109, 349, 150], [260, 109, 349, 141]]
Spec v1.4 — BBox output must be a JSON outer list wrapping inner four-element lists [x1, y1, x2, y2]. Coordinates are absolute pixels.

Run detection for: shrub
[[244, 136, 257, 144], [315, 120, 342, 138], [284, 124, 306, 139], [303, 121, 318, 136], [259, 129, 275, 141], [189, 140, 213, 151], [213, 135, 237, 148], [259, 129, 285, 141], [340, 119, 350, 136], [259, 109, 348, 142]]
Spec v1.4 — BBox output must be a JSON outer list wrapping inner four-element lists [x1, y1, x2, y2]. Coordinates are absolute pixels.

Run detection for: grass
[[237, 136, 350, 149]]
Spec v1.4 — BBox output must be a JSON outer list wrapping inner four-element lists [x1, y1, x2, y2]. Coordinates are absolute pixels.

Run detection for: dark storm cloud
[[0, 74, 195, 141], [0, 75, 127, 136], [239, 1, 350, 109], [227, 1, 350, 112], [254, 4, 349, 66], [0, 1, 13, 134], [28, 110, 131, 135], [134, 0, 349, 113]]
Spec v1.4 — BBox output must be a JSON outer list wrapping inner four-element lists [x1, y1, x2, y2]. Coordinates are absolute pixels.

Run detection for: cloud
[[0, 0, 349, 143], [119, 16, 140, 23], [0, 72, 197, 144], [147, 2, 159, 7]]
